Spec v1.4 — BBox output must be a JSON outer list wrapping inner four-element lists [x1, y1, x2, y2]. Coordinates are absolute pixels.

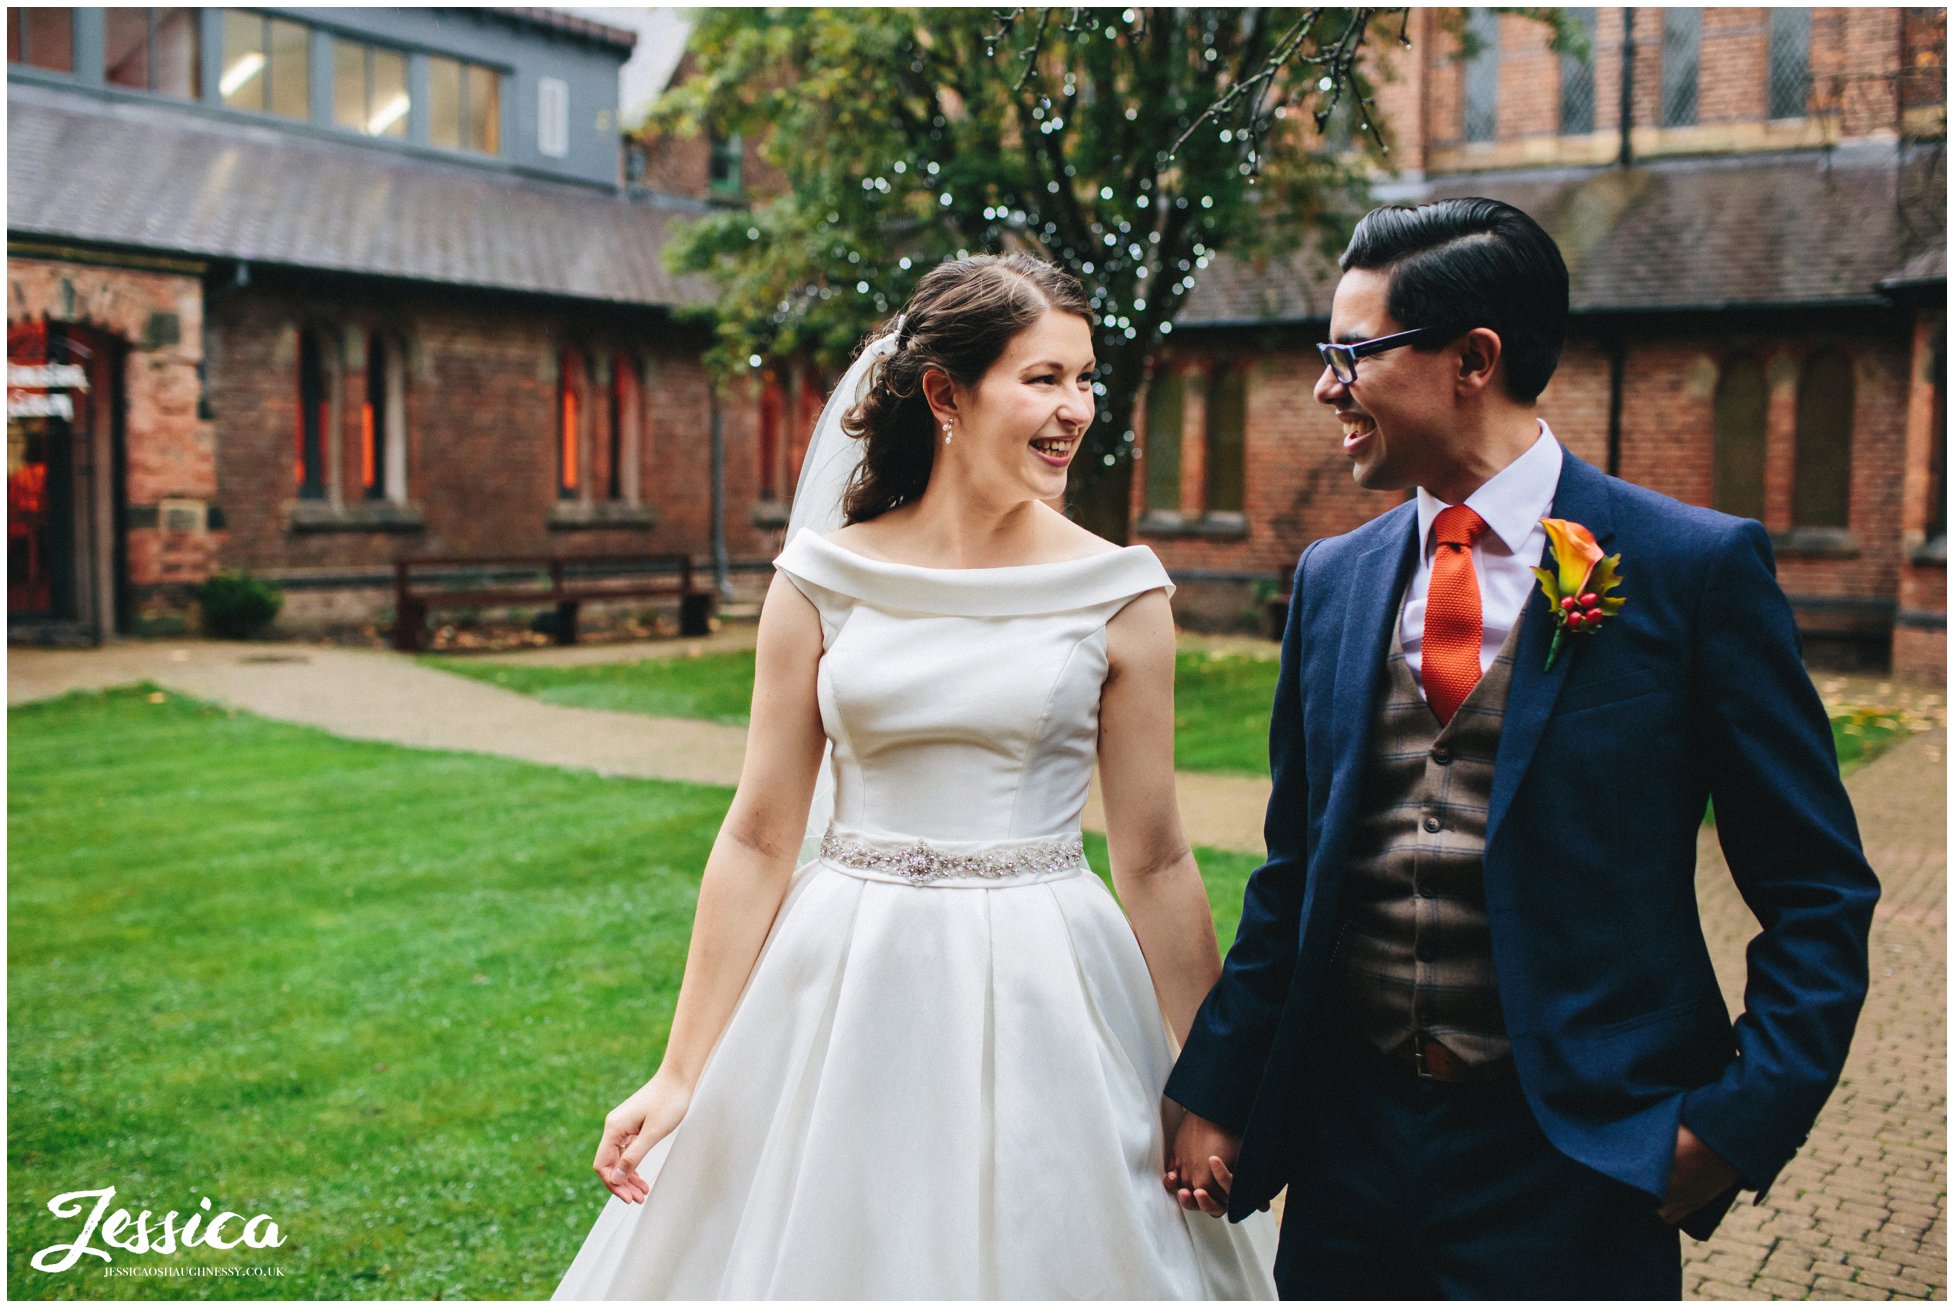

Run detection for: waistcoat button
[[1422, 815, 1443, 833], [1431, 747, 1452, 765]]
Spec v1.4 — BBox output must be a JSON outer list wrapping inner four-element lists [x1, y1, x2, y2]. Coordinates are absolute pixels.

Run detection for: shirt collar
[[1416, 420, 1564, 556]]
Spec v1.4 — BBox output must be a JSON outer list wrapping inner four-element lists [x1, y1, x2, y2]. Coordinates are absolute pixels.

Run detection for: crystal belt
[[817, 825, 1087, 887]]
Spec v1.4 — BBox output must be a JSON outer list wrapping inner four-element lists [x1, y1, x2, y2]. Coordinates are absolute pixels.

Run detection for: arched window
[[608, 353, 640, 504], [1463, 8, 1499, 143], [758, 369, 785, 500], [1660, 8, 1701, 128], [1768, 8, 1813, 121], [557, 348, 587, 500], [296, 327, 329, 500], [1205, 363, 1247, 514], [1711, 355, 1767, 520], [1928, 330, 1946, 544], [792, 368, 826, 490], [1143, 367, 1183, 513], [361, 333, 409, 502], [1559, 7, 1597, 135], [1792, 350, 1854, 529]]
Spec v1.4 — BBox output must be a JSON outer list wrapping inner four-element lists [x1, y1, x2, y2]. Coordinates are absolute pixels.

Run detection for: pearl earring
[[942, 421, 953, 444]]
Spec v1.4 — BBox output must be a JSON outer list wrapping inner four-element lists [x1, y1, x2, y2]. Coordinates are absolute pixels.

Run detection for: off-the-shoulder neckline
[[800, 528, 1152, 574]]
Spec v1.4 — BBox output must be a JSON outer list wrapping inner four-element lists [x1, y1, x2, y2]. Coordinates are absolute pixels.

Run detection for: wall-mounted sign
[[8, 362, 90, 420]]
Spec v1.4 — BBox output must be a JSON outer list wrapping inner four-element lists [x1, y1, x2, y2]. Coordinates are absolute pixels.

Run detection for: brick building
[[1150, 7, 1945, 677], [7, 6, 772, 645]]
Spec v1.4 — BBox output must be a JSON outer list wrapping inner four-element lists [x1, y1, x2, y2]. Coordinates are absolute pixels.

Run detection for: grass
[[421, 647, 1281, 774], [1829, 705, 1913, 773], [422, 650, 758, 726], [7, 685, 1262, 1300], [422, 646, 1915, 781]]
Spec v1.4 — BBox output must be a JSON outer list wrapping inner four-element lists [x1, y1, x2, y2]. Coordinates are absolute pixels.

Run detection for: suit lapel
[[1327, 505, 1421, 824], [1486, 452, 1618, 846]]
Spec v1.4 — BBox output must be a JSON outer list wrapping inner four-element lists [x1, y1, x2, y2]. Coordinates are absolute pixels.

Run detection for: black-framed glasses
[[1316, 327, 1439, 385]]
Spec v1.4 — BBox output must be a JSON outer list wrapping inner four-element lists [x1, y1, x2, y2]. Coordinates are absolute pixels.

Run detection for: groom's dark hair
[[1340, 198, 1569, 403]]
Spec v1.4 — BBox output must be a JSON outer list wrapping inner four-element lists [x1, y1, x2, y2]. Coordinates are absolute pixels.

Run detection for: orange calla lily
[[1540, 518, 1606, 598], [1531, 517, 1627, 672]]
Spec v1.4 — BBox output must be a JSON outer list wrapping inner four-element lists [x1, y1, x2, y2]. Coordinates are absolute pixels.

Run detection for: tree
[[650, 8, 1406, 538]]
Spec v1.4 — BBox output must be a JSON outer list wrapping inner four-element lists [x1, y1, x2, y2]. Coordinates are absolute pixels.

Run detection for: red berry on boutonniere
[[1530, 519, 1627, 673]]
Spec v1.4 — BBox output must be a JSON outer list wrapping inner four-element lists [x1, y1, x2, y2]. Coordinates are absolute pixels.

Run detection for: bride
[[551, 253, 1276, 1299]]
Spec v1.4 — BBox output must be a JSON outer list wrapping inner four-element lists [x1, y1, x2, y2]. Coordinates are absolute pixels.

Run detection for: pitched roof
[[1181, 144, 1947, 325], [487, 8, 638, 53], [7, 84, 713, 310]]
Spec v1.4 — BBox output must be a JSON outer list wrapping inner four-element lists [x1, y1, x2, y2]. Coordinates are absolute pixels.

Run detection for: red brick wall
[[202, 281, 769, 630], [1413, 7, 1931, 153], [1812, 8, 1903, 138], [1901, 8, 1948, 112], [8, 257, 219, 610], [1893, 562, 1945, 680], [1696, 9, 1769, 126], [1141, 318, 1919, 660], [634, 50, 788, 203], [1496, 12, 1560, 140], [1365, 9, 1428, 172]]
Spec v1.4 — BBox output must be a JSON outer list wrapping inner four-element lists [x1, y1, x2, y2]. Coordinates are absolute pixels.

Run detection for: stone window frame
[[1135, 356, 1249, 540], [286, 319, 424, 534], [1142, 363, 1184, 514], [1789, 348, 1856, 534], [548, 341, 654, 532], [1204, 360, 1248, 516], [604, 350, 644, 507], [1767, 8, 1814, 123], [359, 327, 411, 506], [1557, 7, 1598, 137], [1710, 353, 1768, 522], [1659, 8, 1702, 130], [1462, 8, 1500, 145], [293, 322, 337, 504]]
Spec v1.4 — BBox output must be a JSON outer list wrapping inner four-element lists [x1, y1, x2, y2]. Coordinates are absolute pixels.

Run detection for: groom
[[1162, 198, 1879, 1298]]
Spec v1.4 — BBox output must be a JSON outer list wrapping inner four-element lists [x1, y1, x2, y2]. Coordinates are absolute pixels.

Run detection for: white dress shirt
[[1401, 421, 1565, 698]]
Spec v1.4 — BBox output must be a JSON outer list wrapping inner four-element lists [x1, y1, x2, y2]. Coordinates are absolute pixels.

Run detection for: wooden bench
[[391, 553, 714, 652]]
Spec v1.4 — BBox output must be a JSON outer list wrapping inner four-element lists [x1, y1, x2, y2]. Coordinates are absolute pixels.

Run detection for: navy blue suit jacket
[[1164, 451, 1879, 1239]]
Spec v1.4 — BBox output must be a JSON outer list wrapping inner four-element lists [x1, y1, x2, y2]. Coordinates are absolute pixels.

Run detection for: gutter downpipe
[[1605, 11, 1636, 475], [709, 385, 733, 602], [1618, 8, 1635, 168]]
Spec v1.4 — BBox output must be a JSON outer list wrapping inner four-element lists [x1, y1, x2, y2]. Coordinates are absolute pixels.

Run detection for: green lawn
[[425, 647, 1912, 780], [425, 648, 1282, 774], [422, 650, 759, 726], [7, 685, 1261, 1300]]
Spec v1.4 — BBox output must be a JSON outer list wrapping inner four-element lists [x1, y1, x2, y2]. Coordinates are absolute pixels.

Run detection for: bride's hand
[[592, 1071, 692, 1203]]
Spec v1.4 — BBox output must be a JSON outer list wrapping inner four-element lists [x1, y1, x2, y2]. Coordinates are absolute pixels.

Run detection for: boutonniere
[[1531, 518, 1626, 673]]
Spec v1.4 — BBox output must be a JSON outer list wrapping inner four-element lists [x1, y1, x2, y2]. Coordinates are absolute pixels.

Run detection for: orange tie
[[1423, 505, 1489, 727]]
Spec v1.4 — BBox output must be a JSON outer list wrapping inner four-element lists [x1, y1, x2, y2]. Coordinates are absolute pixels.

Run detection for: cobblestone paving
[[1684, 721, 1946, 1300]]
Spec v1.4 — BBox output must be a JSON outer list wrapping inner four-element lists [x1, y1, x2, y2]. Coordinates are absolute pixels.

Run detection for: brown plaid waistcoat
[[1323, 604, 1524, 1069]]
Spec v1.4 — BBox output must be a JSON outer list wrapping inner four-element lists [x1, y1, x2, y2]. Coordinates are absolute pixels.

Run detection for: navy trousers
[[1273, 1040, 1682, 1300]]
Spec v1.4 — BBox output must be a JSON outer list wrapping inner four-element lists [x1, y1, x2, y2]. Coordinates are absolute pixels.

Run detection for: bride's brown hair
[[840, 254, 1094, 523]]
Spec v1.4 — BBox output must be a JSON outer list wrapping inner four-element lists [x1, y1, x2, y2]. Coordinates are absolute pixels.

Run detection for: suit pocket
[[1557, 666, 1664, 716]]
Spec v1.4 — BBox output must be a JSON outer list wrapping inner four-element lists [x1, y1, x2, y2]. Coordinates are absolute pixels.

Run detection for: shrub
[[195, 571, 284, 639]]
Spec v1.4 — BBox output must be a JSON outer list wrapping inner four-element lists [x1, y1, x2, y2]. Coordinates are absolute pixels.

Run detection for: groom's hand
[[1658, 1123, 1741, 1224], [1163, 1108, 1265, 1218]]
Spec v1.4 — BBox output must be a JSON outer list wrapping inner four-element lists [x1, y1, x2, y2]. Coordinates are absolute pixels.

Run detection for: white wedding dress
[[551, 528, 1277, 1300]]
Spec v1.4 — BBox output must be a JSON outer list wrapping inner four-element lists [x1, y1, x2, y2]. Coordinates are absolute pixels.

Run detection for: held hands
[[1161, 1105, 1269, 1218], [1658, 1123, 1741, 1225], [592, 1071, 693, 1203]]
